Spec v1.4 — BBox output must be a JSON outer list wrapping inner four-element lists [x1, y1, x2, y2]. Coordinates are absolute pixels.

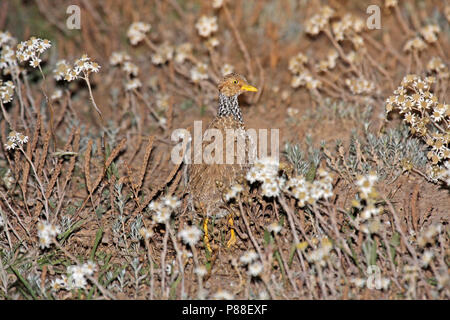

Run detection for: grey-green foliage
[[364, 125, 428, 169], [284, 136, 323, 179], [333, 124, 428, 181], [60, 215, 72, 234], [130, 257, 146, 293], [106, 268, 127, 292], [130, 215, 143, 242], [26, 271, 43, 295], [302, 98, 373, 122]]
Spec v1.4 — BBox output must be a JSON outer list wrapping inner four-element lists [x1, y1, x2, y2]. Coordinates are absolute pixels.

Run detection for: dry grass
[[0, 0, 448, 300]]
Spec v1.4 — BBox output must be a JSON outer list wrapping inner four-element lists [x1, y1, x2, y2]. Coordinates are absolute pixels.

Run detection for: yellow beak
[[241, 84, 258, 92]]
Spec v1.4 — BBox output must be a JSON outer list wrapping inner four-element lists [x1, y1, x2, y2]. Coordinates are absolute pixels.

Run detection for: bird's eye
[[233, 80, 238, 84]]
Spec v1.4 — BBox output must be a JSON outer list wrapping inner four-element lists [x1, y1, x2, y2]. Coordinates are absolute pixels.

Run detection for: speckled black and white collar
[[217, 93, 243, 123]]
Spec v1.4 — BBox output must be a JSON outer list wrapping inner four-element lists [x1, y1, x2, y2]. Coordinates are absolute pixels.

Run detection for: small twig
[[143, 237, 155, 300], [190, 244, 204, 299], [166, 221, 185, 299], [160, 226, 169, 298], [133, 90, 167, 131], [83, 74, 104, 125], [394, 5, 414, 37], [18, 146, 50, 219], [0, 191, 30, 237], [237, 197, 276, 299], [0, 100, 12, 128], [273, 233, 299, 295], [223, 3, 254, 80], [278, 195, 315, 298]]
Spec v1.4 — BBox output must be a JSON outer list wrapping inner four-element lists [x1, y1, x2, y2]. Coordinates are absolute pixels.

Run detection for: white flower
[[420, 24, 440, 43], [148, 200, 163, 212], [267, 222, 282, 234], [404, 37, 427, 52], [50, 276, 68, 291], [247, 157, 286, 198], [305, 7, 334, 35], [287, 107, 299, 117], [51, 89, 63, 100], [224, 184, 244, 201], [159, 118, 167, 126], [0, 45, 18, 70], [16, 37, 51, 66], [240, 250, 258, 265], [288, 52, 308, 74], [155, 93, 170, 112], [15, 133, 29, 145], [162, 195, 181, 210], [212, 0, 223, 9], [356, 174, 376, 199], [175, 43, 192, 64], [195, 16, 218, 38], [221, 64, 234, 76], [125, 78, 142, 91], [4, 140, 16, 151], [248, 261, 263, 277], [190, 63, 209, 82], [261, 182, 280, 197], [206, 37, 220, 48], [153, 206, 172, 224], [88, 62, 100, 73], [181, 249, 193, 260], [82, 261, 97, 276], [127, 22, 151, 45], [178, 226, 202, 246], [0, 80, 15, 103], [307, 238, 333, 264], [232, 184, 243, 193], [350, 278, 366, 288], [151, 42, 174, 65], [0, 215, 4, 228], [0, 31, 15, 47], [421, 250, 434, 267], [213, 289, 234, 300], [374, 277, 390, 290], [246, 169, 259, 184], [195, 266, 207, 277], [29, 56, 41, 68], [345, 77, 375, 95], [361, 205, 381, 220], [109, 51, 131, 65], [224, 189, 237, 201], [59, 55, 101, 82], [122, 61, 139, 76], [67, 265, 88, 289], [37, 220, 60, 249]]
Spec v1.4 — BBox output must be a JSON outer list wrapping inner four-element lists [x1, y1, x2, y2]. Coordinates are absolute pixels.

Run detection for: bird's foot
[[203, 217, 212, 253], [226, 215, 237, 248]]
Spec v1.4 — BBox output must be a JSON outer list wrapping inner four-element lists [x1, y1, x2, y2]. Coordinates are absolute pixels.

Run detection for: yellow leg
[[203, 217, 212, 253], [226, 214, 237, 248]]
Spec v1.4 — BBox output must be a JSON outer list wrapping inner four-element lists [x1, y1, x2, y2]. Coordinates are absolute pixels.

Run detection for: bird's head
[[218, 73, 258, 97]]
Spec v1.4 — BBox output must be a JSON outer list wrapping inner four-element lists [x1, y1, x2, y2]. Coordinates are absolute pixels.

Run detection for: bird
[[187, 73, 258, 251]]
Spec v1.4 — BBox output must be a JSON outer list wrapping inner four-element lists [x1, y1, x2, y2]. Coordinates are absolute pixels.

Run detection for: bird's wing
[[187, 116, 250, 213]]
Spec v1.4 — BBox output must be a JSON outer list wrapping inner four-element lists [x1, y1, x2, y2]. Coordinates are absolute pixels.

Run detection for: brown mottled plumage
[[188, 73, 257, 220]]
